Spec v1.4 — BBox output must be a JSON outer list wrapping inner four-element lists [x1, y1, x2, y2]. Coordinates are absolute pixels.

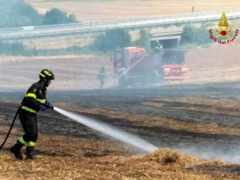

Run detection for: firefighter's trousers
[[19, 109, 38, 144]]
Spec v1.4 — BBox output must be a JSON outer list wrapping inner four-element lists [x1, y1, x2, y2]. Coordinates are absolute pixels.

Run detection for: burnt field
[[1, 44, 240, 179], [1, 82, 240, 179]]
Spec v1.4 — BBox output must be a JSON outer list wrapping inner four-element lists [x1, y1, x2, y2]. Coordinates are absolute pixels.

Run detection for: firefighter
[[155, 42, 163, 51], [10, 69, 54, 160], [97, 66, 106, 88]]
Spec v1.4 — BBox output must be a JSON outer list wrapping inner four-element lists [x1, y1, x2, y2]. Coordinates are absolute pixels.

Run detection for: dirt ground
[[1, 42, 240, 179]]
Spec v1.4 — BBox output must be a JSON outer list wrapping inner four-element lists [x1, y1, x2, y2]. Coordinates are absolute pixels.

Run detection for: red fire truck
[[113, 47, 188, 86]]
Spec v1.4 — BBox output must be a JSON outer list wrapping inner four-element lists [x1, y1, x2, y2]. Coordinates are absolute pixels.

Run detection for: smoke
[[175, 143, 240, 163], [53, 107, 158, 153]]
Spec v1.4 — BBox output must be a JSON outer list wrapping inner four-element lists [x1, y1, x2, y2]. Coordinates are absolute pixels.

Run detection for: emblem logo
[[209, 12, 238, 44]]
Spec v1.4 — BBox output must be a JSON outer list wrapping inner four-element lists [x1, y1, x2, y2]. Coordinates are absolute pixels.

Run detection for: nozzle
[[46, 102, 54, 109]]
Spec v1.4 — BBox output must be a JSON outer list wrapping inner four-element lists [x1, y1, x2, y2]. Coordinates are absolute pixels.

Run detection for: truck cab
[[161, 49, 188, 80]]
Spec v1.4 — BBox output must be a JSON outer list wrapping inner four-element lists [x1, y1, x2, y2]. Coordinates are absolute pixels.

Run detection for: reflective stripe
[[25, 93, 36, 99], [26, 93, 45, 103], [36, 99, 46, 103], [44, 70, 52, 77], [40, 73, 46, 77], [28, 141, 36, 147], [18, 136, 27, 145], [21, 106, 37, 113]]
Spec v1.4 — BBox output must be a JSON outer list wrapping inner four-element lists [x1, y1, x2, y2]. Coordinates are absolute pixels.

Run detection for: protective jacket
[[21, 80, 47, 114]]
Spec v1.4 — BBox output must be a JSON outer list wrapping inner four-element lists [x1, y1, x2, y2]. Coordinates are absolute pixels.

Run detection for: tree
[[131, 29, 149, 49], [42, 8, 77, 25], [193, 25, 212, 45], [92, 34, 106, 51], [180, 25, 195, 44], [92, 28, 130, 52], [181, 25, 212, 45], [0, 0, 42, 28]]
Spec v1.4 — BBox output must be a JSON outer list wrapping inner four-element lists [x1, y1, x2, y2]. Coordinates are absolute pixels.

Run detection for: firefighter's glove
[[45, 102, 54, 109], [40, 104, 47, 111], [47, 102, 54, 109]]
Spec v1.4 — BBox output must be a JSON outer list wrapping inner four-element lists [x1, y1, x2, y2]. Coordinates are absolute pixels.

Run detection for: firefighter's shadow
[[35, 149, 127, 158], [1, 147, 115, 158], [35, 149, 83, 158]]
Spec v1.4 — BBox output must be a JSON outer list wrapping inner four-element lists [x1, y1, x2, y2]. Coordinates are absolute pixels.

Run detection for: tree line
[[0, 0, 77, 28], [0, 0, 213, 55]]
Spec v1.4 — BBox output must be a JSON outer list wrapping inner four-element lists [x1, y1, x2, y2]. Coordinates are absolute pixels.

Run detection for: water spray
[[105, 53, 149, 87], [53, 107, 158, 153]]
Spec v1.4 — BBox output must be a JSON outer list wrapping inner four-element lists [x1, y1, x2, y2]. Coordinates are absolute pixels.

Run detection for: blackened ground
[[1, 81, 240, 163]]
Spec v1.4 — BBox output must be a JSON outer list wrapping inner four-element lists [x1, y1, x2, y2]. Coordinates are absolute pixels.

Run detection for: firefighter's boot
[[10, 141, 24, 160], [26, 146, 35, 159]]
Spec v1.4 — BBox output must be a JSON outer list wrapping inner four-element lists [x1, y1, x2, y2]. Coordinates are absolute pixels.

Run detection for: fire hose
[[0, 106, 20, 150]]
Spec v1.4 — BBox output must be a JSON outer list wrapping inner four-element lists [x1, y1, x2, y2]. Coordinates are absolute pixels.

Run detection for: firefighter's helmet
[[156, 43, 163, 50], [39, 69, 54, 80]]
